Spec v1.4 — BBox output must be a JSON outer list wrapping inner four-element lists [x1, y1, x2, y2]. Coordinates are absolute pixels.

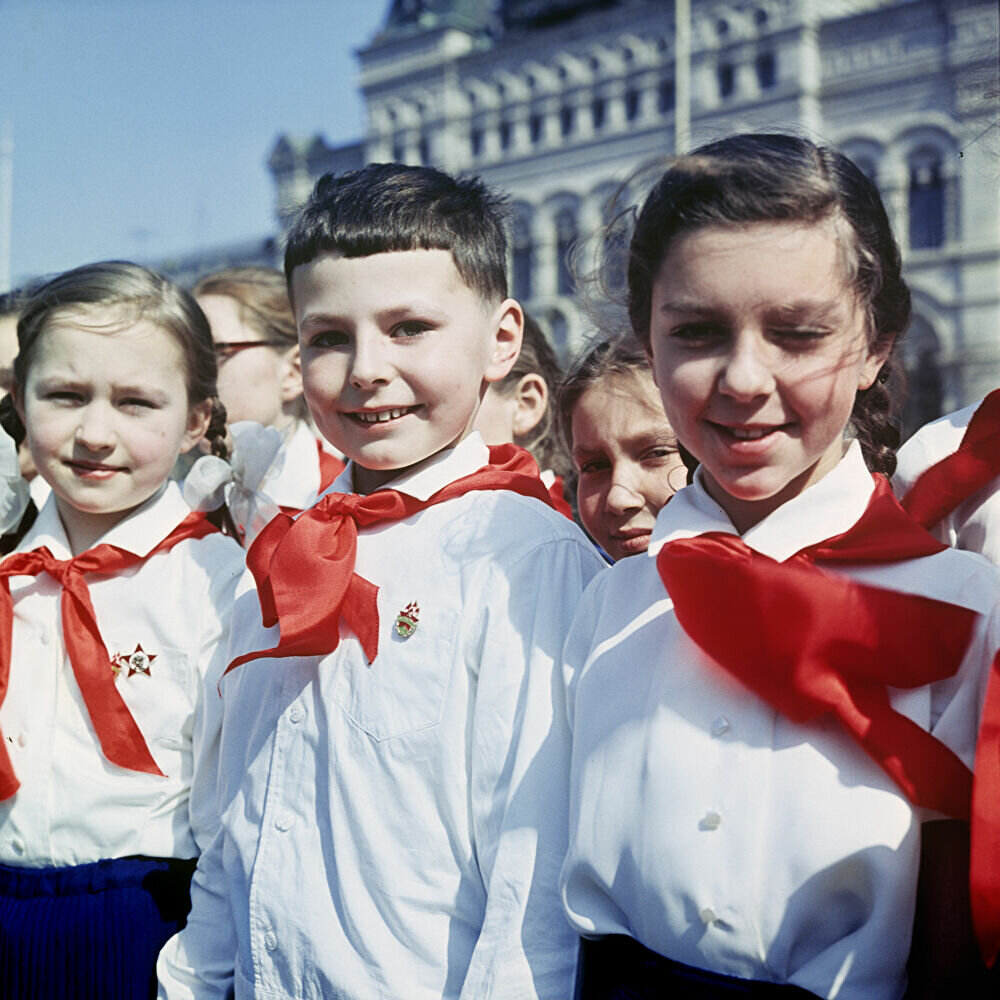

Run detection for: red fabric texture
[[316, 439, 346, 492], [903, 388, 1000, 530], [656, 476, 1000, 963], [225, 444, 554, 678], [0, 512, 219, 799], [546, 475, 574, 520]]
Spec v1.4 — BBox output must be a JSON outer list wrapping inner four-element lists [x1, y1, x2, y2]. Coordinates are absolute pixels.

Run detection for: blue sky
[[1, 0, 388, 287]]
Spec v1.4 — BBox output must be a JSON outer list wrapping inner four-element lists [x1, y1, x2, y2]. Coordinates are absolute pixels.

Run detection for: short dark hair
[[284, 162, 510, 303]]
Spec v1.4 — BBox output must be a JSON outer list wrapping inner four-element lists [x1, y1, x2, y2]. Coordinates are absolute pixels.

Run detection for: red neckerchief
[[657, 476, 1000, 965], [316, 439, 345, 492], [546, 474, 574, 520], [903, 388, 1000, 530], [0, 511, 219, 798], [225, 444, 554, 678]]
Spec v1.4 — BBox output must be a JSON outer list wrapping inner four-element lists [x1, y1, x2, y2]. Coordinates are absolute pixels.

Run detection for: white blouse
[[561, 442, 1000, 1000], [0, 482, 244, 866]]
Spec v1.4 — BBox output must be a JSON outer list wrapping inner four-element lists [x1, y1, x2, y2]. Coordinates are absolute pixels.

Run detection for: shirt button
[[264, 930, 278, 951], [699, 906, 717, 925], [17, 733, 27, 748], [700, 810, 722, 831], [711, 716, 730, 736], [38, 632, 50, 646], [274, 812, 295, 832], [10, 838, 24, 855], [289, 704, 305, 724]]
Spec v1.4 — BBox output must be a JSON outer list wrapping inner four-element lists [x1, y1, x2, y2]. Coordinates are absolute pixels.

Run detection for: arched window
[[512, 204, 534, 302], [909, 149, 945, 249], [555, 207, 578, 296], [718, 63, 735, 99], [755, 52, 775, 89], [901, 316, 943, 437]]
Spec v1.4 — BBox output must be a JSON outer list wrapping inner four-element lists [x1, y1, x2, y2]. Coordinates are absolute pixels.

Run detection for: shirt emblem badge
[[394, 602, 420, 639], [112, 644, 157, 678]]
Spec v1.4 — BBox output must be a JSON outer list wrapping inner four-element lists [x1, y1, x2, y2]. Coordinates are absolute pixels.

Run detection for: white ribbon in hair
[[183, 421, 284, 544], [0, 427, 31, 536]]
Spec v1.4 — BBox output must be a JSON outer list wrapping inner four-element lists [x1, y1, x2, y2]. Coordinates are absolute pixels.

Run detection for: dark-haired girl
[[560, 134, 1000, 998], [0, 262, 244, 999]]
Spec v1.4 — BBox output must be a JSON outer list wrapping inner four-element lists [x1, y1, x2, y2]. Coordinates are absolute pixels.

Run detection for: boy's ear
[[280, 345, 304, 404], [181, 399, 213, 454], [511, 373, 548, 438], [484, 299, 524, 384]]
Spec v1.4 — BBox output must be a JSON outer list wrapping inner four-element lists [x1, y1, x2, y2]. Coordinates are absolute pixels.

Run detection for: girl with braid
[[560, 134, 1000, 998], [0, 262, 244, 999]]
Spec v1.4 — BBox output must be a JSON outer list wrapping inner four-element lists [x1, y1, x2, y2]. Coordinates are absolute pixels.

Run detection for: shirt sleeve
[[156, 825, 237, 999], [460, 535, 605, 999], [186, 536, 244, 852]]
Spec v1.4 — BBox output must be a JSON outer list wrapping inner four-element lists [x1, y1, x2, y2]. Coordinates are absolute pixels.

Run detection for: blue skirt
[[576, 935, 821, 999], [0, 855, 196, 1000]]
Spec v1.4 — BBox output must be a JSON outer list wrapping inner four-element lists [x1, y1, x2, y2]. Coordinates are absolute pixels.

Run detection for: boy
[[157, 163, 606, 999]]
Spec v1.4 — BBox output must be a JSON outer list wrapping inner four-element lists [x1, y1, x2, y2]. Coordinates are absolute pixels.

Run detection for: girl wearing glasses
[[192, 266, 343, 515]]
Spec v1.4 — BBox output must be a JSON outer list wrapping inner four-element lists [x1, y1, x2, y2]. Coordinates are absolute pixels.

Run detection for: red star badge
[[111, 644, 157, 678]]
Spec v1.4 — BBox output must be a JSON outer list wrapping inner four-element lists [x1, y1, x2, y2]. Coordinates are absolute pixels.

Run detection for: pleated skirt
[[0, 855, 196, 1000]]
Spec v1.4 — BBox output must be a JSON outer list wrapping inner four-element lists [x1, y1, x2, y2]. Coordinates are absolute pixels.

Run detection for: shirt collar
[[648, 440, 876, 563], [20, 480, 194, 559], [327, 432, 491, 502]]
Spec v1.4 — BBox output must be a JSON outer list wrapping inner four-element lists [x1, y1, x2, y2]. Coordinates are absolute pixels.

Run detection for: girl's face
[[648, 220, 888, 534], [19, 310, 210, 551], [197, 293, 301, 431], [571, 370, 685, 559]]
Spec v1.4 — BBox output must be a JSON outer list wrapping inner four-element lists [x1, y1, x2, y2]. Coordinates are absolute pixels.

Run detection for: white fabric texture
[[560, 442, 1000, 1000], [0, 481, 244, 865], [894, 398, 1000, 565], [158, 433, 607, 1000]]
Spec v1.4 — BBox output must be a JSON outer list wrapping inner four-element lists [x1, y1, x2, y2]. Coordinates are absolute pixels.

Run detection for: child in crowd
[[557, 337, 686, 560], [560, 134, 1000, 998], [0, 262, 244, 999], [191, 266, 344, 510], [158, 163, 606, 999], [893, 390, 1000, 565], [474, 312, 573, 516]]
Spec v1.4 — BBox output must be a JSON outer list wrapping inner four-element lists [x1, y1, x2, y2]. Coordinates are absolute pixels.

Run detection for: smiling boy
[[158, 164, 605, 1000]]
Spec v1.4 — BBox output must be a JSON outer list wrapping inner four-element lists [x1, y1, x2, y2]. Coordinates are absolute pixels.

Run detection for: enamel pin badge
[[112, 644, 157, 678], [394, 602, 420, 639]]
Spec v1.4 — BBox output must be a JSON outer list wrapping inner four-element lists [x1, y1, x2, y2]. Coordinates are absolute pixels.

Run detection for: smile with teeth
[[727, 426, 774, 440], [352, 406, 416, 424]]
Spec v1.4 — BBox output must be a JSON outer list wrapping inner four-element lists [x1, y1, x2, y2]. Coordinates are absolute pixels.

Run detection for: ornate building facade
[[266, 0, 998, 428]]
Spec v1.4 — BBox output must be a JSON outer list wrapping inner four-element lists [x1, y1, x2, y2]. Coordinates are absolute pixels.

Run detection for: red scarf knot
[[0, 511, 219, 799], [224, 443, 554, 679]]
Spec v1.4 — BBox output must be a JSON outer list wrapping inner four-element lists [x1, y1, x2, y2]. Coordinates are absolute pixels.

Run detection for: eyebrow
[[299, 302, 448, 331], [657, 298, 845, 324]]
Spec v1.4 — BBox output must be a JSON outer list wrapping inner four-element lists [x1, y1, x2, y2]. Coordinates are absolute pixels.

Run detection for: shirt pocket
[[331, 605, 458, 742], [99, 640, 197, 783]]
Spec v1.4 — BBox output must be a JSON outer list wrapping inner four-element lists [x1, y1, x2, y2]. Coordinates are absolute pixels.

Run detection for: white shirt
[[260, 419, 337, 510], [0, 481, 244, 866], [894, 399, 1000, 564], [158, 433, 607, 1000], [560, 442, 1000, 1000]]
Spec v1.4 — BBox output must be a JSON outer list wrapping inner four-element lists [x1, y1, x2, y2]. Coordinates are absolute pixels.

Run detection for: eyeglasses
[[213, 340, 289, 363]]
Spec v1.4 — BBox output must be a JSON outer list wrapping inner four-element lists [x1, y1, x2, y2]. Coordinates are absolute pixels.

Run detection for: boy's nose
[[349, 337, 392, 389]]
